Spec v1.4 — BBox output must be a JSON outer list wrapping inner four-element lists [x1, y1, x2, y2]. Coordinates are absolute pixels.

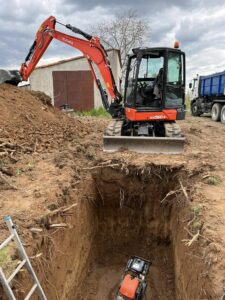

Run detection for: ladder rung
[[0, 217, 47, 300], [0, 233, 14, 250], [24, 283, 37, 300], [7, 259, 26, 283], [0, 267, 16, 300]]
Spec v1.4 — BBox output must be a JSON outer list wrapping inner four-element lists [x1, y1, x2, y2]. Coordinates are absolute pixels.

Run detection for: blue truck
[[189, 71, 225, 123]]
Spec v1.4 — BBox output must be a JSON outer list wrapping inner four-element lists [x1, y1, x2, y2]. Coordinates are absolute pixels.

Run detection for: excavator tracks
[[104, 119, 123, 136], [164, 122, 182, 137], [103, 120, 185, 154]]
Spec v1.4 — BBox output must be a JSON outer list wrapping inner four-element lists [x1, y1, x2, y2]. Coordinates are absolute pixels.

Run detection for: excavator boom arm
[[20, 16, 122, 114], [20, 16, 55, 81]]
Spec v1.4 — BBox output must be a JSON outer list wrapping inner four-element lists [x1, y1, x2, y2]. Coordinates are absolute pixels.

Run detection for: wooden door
[[53, 70, 94, 110]]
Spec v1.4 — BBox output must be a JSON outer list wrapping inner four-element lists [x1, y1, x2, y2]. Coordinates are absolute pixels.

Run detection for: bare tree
[[91, 10, 150, 77]]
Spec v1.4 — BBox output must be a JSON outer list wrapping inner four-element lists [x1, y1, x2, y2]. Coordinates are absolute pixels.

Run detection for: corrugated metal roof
[[36, 48, 122, 69]]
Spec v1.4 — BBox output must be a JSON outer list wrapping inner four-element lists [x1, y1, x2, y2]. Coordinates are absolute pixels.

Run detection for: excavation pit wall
[[42, 165, 212, 300]]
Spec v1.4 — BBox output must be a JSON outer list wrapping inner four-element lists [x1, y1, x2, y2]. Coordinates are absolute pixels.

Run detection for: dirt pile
[[29, 90, 53, 106], [0, 84, 94, 159]]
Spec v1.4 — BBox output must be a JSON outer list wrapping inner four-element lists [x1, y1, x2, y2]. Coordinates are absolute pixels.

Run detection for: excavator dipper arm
[[20, 16, 122, 117]]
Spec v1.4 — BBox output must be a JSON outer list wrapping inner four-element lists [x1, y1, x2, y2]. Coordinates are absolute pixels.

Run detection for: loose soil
[[0, 84, 225, 300]]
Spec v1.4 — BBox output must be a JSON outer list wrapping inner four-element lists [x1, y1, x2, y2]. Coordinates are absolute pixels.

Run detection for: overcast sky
[[1, 0, 225, 83]]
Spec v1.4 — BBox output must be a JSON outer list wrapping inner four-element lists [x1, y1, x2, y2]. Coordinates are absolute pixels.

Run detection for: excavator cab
[[124, 47, 185, 121]]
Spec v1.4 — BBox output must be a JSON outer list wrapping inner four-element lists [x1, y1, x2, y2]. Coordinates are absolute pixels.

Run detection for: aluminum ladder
[[0, 216, 47, 300]]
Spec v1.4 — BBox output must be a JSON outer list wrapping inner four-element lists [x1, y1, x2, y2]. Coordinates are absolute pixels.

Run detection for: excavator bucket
[[0, 69, 21, 85], [103, 136, 185, 154]]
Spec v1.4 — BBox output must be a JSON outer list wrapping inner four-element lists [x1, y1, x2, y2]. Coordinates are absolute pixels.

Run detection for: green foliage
[[15, 168, 23, 176], [0, 247, 10, 267], [190, 204, 203, 231], [191, 205, 202, 215], [0, 245, 18, 277], [15, 162, 35, 176], [75, 107, 110, 117], [192, 221, 202, 230], [206, 175, 221, 186]]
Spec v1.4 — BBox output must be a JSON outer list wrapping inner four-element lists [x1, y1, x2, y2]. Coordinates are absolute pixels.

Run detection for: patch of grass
[[71, 140, 80, 147], [206, 175, 221, 186], [0, 246, 10, 267], [0, 244, 18, 277], [191, 204, 202, 215], [15, 168, 23, 176], [15, 163, 35, 176], [192, 220, 202, 230], [74, 107, 110, 117], [189, 204, 203, 231]]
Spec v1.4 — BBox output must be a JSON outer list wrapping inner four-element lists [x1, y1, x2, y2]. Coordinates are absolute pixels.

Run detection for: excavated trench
[[44, 165, 208, 300], [81, 167, 178, 300]]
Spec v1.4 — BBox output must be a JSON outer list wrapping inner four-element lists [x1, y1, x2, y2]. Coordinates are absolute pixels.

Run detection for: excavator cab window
[[125, 57, 138, 106], [138, 56, 163, 79], [125, 51, 165, 110], [136, 54, 164, 108], [165, 51, 185, 108]]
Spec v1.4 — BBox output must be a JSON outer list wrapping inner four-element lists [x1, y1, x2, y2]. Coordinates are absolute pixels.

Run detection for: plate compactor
[[116, 256, 151, 300]]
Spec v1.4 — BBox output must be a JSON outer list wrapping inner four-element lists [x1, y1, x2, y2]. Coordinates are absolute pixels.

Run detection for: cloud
[[146, 3, 225, 82], [62, 0, 192, 13], [0, 3, 110, 68]]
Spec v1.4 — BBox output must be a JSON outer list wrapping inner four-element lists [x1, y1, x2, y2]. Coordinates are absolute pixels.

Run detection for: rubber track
[[164, 122, 181, 137], [104, 120, 123, 136]]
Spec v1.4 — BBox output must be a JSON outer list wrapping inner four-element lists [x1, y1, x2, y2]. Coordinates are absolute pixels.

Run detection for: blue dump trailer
[[200, 71, 225, 97], [189, 71, 225, 123]]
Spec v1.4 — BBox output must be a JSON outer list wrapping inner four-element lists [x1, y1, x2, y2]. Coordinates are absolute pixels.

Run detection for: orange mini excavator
[[1, 16, 186, 154], [116, 256, 151, 300]]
